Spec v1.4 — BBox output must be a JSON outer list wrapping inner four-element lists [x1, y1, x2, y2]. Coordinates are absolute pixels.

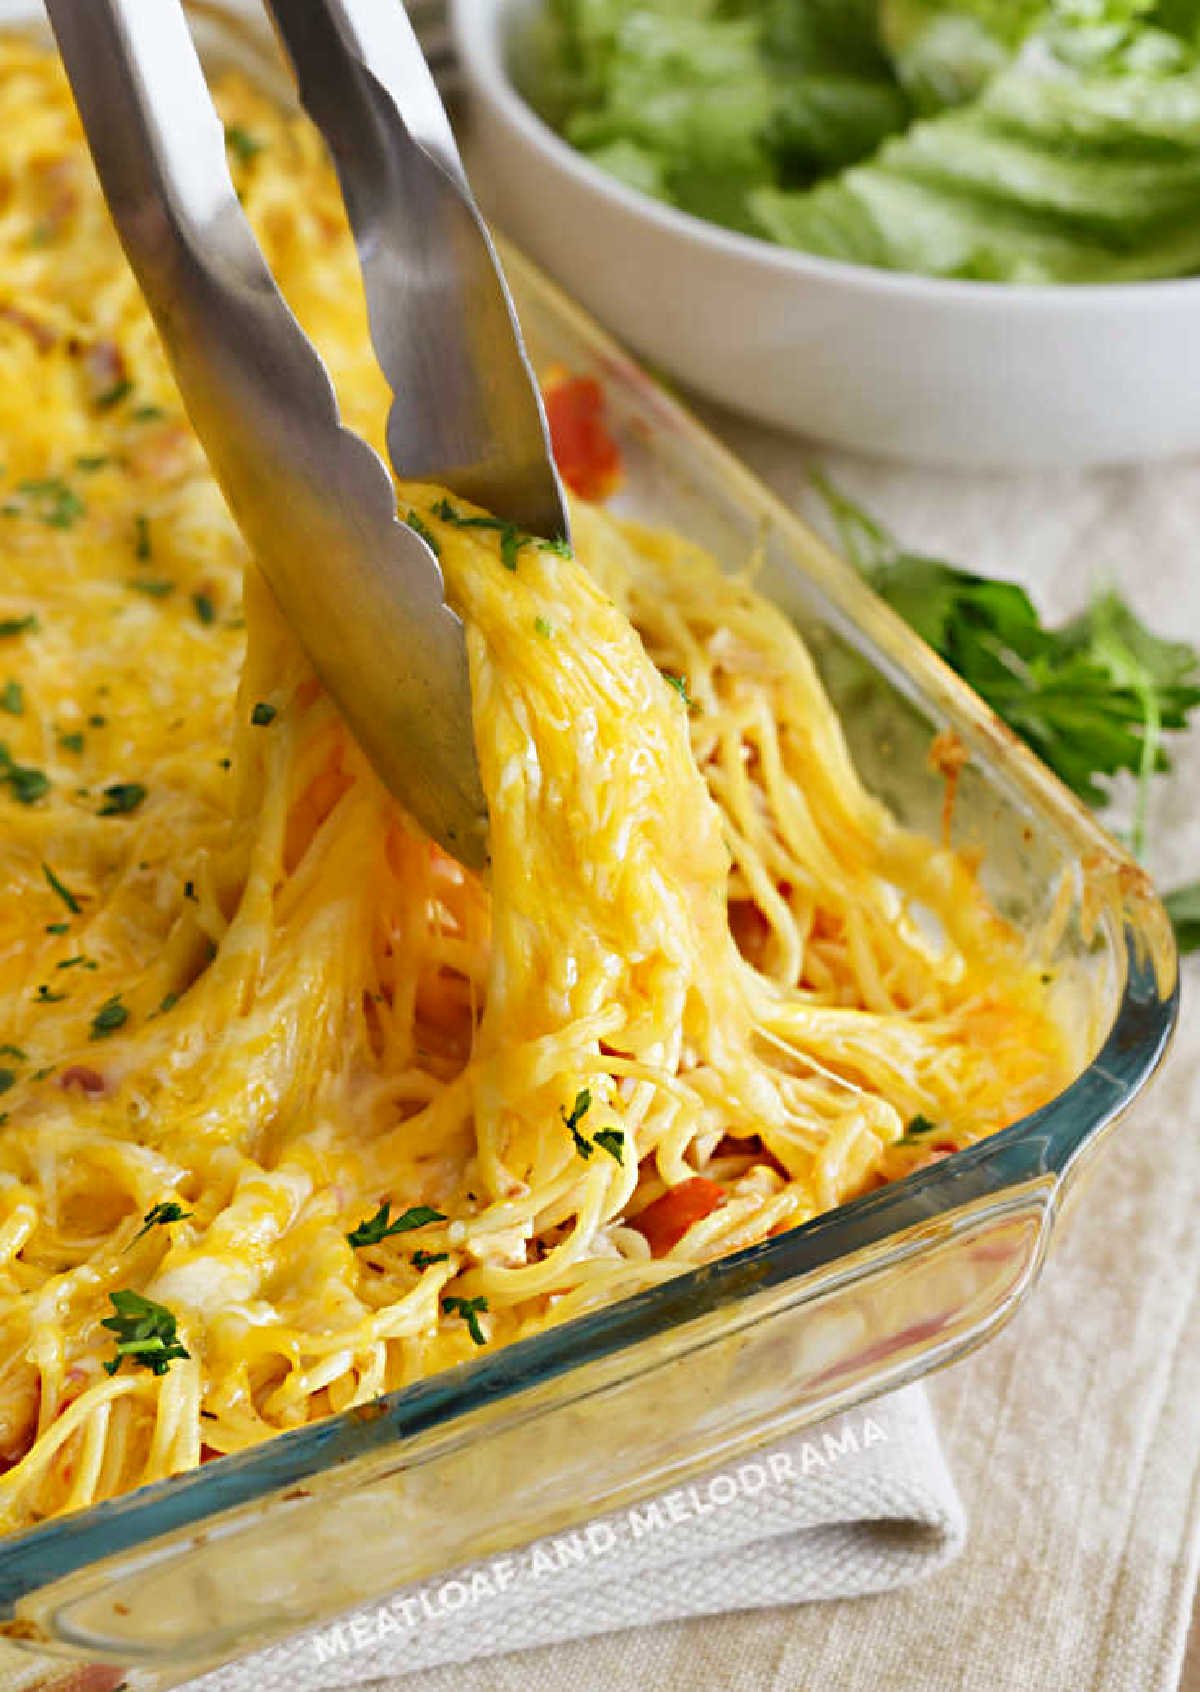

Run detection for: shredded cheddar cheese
[[0, 41, 1071, 1532]]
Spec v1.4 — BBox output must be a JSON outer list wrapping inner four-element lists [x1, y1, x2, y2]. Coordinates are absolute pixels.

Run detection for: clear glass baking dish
[[0, 2, 1179, 1683]]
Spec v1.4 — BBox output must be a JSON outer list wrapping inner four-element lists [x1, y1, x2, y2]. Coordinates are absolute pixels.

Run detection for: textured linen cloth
[[180, 1386, 963, 1691], [0, 1384, 965, 1692]]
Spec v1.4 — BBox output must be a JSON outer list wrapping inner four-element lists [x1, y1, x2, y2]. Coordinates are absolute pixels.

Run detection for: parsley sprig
[[347, 1201, 446, 1249], [101, 1290, 190, 1376], [816, 476, 1200, 844], [1164, 884, 1200, 954], [815, 476, 1200, 949]]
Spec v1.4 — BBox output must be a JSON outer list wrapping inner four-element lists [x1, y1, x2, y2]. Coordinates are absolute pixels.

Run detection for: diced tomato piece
[[83, 337, 125, 404], [632, 1176, 724, 1257], [910, 1146, 955, 1174], [59, 1065, 105, 1095], [543, 372, 622, 502]]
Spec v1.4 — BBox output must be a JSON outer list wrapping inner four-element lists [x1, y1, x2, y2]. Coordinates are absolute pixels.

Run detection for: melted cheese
[[0, 41, 1071, 1530]]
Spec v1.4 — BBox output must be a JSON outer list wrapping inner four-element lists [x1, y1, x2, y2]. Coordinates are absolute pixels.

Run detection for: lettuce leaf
[[751, 23, 1200, 282], [521, 0, 910, 226], [522, 0, 1200, 282]]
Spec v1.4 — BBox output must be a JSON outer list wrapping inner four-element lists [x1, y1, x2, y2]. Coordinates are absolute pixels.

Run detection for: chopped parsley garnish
[[541, 536, 574, 559], [101, 1290, 190, 1376], [89, 995, 129, 1039], [75, 455, 110, 473], [534, 616, 554, 639], [347, 1201, 446, 1249], [901, 1114, 940, 1144], [89, 713, 107, 728], [42, 861, 81, 913], [442, 1294, 489, 1346], [561, 1087, 593, 1158], [128, 579, 173, 598], [35, 984, 65, 1004], [9, 766, 48, 804], [430, 499, 530, 573], [57, 731, 84, 755], [0, 615, 38, 640], [0, 746, 49, 805], [0, 681, 22, 716], [405, 510, 441, 557], [250, 701, 277, 727], [193, 592, 216, 626], [593, 1128, 626, 1165], [225, 125, 264, 165], [17, 478, 84, 529], [663, 673, 693, 707], [183, 879, 197, 902], [0, 1070, 15, 1096], [134, 514, 151, 561], [133, 405, 165, 424], [95, 378, 133, 411], [0, 1045, 26, 1061], [56, 954, 97, 972], [99, 782, 146, 816], [45, 921, 70, 935], [130, 1200, 194, 1245], [559, 1088, 623, 1163], [412, 1249, 450, 1270], [155, 992, 180, 1016]]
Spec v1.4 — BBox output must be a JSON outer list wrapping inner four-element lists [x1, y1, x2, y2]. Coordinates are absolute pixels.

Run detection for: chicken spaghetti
[[0, 41, 1070, 1532]]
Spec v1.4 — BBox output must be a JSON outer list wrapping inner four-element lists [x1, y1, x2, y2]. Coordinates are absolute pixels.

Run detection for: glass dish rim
[[0, 15, 1180, 1607]]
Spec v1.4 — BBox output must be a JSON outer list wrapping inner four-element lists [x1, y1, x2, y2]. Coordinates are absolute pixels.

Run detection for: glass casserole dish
[[0, 1, 1179, 1680]]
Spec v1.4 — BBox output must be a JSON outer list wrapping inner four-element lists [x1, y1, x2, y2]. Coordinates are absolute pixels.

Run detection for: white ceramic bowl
[[453, 0, 1200, 469]]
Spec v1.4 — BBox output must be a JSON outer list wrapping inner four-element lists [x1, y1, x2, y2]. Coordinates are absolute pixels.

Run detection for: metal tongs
[[45, 0, 572, 871]]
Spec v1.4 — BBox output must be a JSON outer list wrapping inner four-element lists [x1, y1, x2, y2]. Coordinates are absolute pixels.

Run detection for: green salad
[[521, 0, 1200, 282]]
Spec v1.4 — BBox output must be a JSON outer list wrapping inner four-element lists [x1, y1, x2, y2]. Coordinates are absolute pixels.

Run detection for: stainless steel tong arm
[[263, 0, 569, 540], [44, 0, 569, 869]]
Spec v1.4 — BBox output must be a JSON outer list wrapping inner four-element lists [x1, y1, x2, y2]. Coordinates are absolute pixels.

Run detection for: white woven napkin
[[183, 1383, 963, 1690]]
